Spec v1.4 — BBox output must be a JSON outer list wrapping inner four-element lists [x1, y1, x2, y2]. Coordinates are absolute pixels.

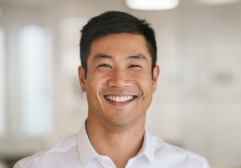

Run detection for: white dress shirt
[[14, 122, 210, 168]]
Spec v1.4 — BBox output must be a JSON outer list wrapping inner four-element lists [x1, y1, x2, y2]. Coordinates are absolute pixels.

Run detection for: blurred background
[[0, 0, 241, 167]]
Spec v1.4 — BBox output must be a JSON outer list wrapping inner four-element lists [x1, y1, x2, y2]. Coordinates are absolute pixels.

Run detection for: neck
[[86, 116, 145, 168]]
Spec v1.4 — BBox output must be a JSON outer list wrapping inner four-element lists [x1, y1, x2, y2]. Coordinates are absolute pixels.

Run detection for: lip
[[103, 94, 138, 107], [104, 94, 136, 96]]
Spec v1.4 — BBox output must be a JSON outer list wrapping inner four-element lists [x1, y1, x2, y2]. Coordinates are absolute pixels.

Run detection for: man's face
[[78, 33, 159, 128]]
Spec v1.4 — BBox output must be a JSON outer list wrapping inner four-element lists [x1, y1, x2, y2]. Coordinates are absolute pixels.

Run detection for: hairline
[[83, 32, 156, 77]]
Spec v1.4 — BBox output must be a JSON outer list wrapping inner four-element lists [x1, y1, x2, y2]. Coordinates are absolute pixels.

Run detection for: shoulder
[[149, 135, 210, 168], [14, 135, 78, 168]]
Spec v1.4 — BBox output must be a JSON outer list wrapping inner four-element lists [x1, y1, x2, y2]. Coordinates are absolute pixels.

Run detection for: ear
[[152, 65, 160, 93], [78, 66, 86, 92]]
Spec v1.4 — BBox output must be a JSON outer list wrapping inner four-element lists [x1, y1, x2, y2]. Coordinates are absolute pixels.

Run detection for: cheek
[[132, 71, 152, 86], [133, 76, 153, 100], [86, 72, 107, 95]]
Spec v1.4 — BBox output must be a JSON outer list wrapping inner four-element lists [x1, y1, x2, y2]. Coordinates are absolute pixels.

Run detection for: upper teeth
[[105, 96, 134, 102]]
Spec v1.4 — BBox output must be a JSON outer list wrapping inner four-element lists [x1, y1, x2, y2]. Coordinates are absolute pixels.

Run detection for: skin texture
[[78, 33, 159, 168]]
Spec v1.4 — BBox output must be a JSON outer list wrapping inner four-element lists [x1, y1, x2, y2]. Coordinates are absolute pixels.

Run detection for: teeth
[[105, 96, 134, 102]]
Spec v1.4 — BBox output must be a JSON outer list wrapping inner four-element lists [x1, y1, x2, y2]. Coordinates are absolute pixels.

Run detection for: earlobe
[[152, 65, 160, 93], [78, 66, 86, 92]]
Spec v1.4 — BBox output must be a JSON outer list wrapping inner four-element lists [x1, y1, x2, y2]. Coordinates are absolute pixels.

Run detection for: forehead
[[88, 33, 152, 63]]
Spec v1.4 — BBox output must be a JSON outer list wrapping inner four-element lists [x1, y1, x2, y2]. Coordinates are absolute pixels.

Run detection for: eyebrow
[[93, 54, 113, 60], [92, 54, 147, 61], [127, 55, 147, 61]]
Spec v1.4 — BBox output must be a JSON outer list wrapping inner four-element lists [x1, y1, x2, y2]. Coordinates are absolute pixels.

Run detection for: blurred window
[[19, 25, 52, 136], [0, 27, 5, 135]]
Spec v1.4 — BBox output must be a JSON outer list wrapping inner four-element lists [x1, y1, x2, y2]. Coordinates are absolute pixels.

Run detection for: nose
[[107, 69, 133, 88]]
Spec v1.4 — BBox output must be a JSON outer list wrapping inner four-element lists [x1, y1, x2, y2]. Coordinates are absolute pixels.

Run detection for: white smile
[[105, 95, 134, 102]]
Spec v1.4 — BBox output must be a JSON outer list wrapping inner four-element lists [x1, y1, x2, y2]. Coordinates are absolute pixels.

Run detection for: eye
[[97, 64, 112, 68], [129, 64, 141, 68]]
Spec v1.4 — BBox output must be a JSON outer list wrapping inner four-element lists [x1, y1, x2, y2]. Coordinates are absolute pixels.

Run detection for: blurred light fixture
[[126, 0, 179, 10], [196, 0, 239, 5]]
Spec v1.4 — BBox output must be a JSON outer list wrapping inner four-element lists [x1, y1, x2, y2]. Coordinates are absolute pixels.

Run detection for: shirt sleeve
[[13, 161, 23, 168], [202, 159, 211, 168]]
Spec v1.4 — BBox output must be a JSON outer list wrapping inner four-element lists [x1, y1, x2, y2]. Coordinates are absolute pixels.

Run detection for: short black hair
[[80, 11, 157, 75]]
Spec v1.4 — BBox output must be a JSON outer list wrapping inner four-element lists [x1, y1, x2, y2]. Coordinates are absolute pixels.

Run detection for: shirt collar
[[136, 128, 155, 167], [77, 122, 156, 167], [77, 121, 98, 167]]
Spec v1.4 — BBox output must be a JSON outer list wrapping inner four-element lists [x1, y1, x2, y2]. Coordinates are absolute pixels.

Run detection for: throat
[[89, 130, 144, 167], [86, 115, 145, 168], [96, 135, 144, 168]]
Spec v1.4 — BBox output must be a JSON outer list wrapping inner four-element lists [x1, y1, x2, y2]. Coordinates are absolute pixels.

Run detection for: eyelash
[[129, 64, 141, 68], [97, 64, 141, 69], [98, 64, 112, 68]]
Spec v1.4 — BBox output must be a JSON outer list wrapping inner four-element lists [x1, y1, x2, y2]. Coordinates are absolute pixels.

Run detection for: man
[[14, 11, 210, 168]]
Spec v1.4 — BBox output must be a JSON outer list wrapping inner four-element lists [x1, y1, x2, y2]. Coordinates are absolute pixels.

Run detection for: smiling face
[[78, 33, 159, 129]]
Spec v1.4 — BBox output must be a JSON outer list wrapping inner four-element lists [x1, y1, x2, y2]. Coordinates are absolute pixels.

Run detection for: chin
[[105, 113, 144, 128]]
